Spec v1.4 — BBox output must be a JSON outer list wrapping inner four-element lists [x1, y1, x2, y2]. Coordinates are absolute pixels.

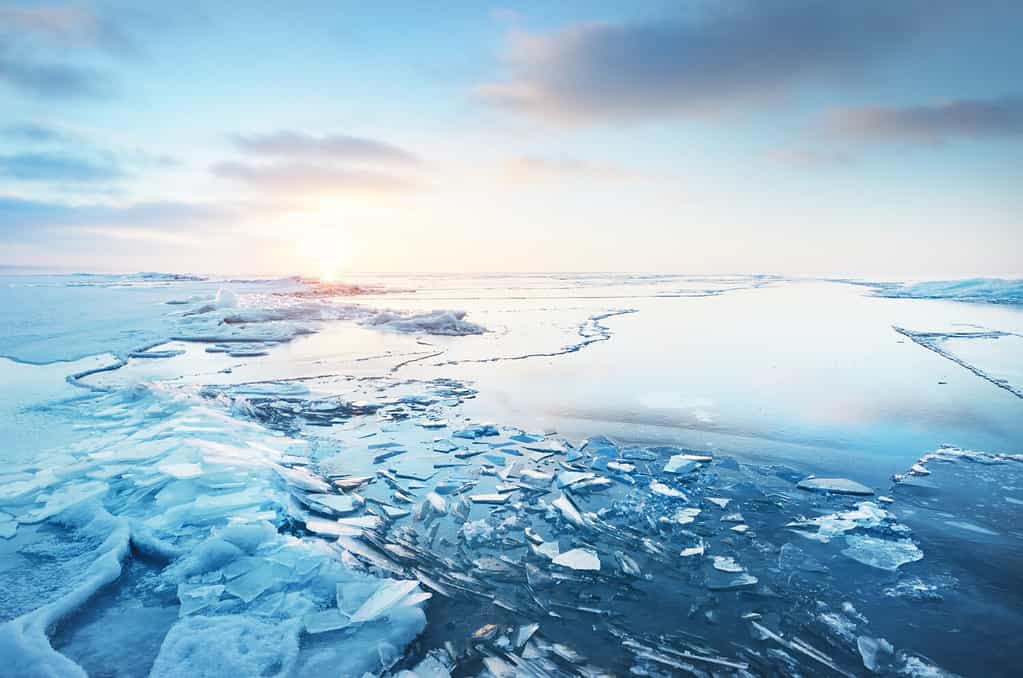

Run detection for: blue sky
[[1, 1, 1021, 277]]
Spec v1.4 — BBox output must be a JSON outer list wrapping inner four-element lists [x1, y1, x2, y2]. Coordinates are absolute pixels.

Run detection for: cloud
[[231, 131, 418, 165], [824, 95, 1023, 144], [211, 161, 416, 194], [2, 123, 75, 143], [0, 4, 146, 100], [0, 196, 244, 246], [0, 152, 122, 183], [502, 155, 633, 181], [477, 2, 976, 123], [0, 5, 140, 57], [0, 54, 112, 99], [767, 148, 855, 168]]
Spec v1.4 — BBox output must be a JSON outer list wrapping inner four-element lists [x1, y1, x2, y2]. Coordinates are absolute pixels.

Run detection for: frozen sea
[[0, 272, 1021, 677]]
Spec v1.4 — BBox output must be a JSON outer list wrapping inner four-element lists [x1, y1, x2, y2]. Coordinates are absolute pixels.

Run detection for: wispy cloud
[[0, 4, 145, 99], [2, 123, 77, 143], [232, 131, 419, 165], [0, 54, 112, 99], [767, 148, 855, 169], [502, 155, 634, 181], [211, 161, 416, 194], [478, 2, 987, 123], [0, 196, 230, 238], [0, 152, 122, 183], [0, 5, 140, 57], [824, 95, 1023, 144], [0, 194, 259, 268]]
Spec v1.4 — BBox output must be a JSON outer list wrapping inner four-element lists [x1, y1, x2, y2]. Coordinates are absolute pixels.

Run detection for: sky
[[1, 0, 1021, 278]]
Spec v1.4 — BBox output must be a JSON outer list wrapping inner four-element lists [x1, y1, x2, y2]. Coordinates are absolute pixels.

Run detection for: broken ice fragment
[[664, 453, 712, 475], [606, 461, 635, 473], [556, 470, 595, 488], [712, 556, 744, 573], [706, 497, 730, 508], [857, 636, 894, 673], [453, 424, 499, 439], [842, 535, 923, 571], [796, 477, 874, 496], [707, 571, 759, 591], [158, 462, 203, 480], [470, 493, 510, 505], [787, 501, 893, 543], [177, 583, 224, 616], [521, 468, 554, 486], [667, 507, 701, 525], [614, 551, 642, 577], [531, 541, 560, 560], [304, 608, 350, 634], [307, 492, 363, 516], [432, 439, 459, 453], [680, 540, 705, 557], [349, 579, 422, 622], [552, 493, 587, 528], [650, 481, 687, 499], [731, 524, 750, 534], [333, 475, 373, 490], [553, 547, 601, 571]]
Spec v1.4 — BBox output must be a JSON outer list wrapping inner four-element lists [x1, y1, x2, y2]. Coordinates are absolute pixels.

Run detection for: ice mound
[[0, 384, 430, 675], [362, 309, 485, 336], [871, 278, 1023, 305], [213, 288, 238, 309]]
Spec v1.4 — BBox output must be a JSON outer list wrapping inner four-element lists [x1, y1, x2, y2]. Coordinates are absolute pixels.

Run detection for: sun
[[320, 270, 336, 283]]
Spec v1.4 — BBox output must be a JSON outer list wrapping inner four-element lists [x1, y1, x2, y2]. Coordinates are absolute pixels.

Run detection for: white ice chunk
[[712, 556, 745, 573], [552, 547, 601, 571], [650, 480, 687, 499], [304, 608, 350, 634], [797, 477, 874, 496], [151, 615, 300, 678], [664, 453, 712, 475], [349, 579, 422, 623], [842, 535, 923, 571]]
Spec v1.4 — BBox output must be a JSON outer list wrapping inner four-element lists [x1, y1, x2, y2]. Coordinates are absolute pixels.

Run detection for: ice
[[787, 501, 894, 542], [150, 615, 301, 677], [667, 507, 701, 525], [870, 278, 1023, 305], [349, 579, 422, 622], [552, 493, 587, 527], [796, 477, 875, 495], [307, 492, 363, 515], [2, 274, 1018, 677], [363, 309, 485, 336], [395, 649, 453, 678], [711, 556, 744, 573], [649, 480, 687, 499], [842, 535, 923, 571], [552, 547, 601, 571], [663, 453, 712, 475], [214, 288, 238, 309], [303, 608, 350, 634], [224, 559, 285, 603], [177, 583, 225, 616], [470, 493, 511, 505], [857, 635, 894, 673]]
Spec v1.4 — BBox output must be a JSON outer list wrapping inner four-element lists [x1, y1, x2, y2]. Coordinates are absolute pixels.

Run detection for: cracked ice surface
[[2, 273, 1022, 677]]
